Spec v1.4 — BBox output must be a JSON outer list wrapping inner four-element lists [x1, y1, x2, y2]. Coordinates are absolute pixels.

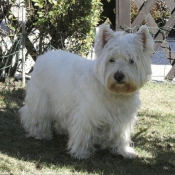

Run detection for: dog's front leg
[[110, 124, 137, 159], [67, 113, 95, 159]]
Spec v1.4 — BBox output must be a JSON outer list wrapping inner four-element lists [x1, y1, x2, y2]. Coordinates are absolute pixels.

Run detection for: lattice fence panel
[[132, 0, 175, 80]]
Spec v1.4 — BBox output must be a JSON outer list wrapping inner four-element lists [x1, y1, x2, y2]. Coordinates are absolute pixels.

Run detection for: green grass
[[0, 80, 175, 175]]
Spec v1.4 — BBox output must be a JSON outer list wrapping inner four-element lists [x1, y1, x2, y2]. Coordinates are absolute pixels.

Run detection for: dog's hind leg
[[19, 81, 52, 140]]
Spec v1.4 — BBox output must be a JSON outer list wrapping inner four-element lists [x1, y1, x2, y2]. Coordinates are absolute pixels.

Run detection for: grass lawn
[[0, 80, 175, 175]]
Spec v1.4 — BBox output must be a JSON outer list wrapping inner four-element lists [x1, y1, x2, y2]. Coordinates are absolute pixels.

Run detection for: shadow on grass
[[0, 88, 175, 175]]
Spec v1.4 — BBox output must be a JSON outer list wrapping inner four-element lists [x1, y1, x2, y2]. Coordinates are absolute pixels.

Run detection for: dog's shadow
[[0, 89, 175, 175]]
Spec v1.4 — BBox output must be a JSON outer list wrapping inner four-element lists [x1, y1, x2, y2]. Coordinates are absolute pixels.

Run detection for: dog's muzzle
[[107, 72, 137, 94]]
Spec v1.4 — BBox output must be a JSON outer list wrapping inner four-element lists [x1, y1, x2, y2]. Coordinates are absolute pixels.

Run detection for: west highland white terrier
[[19, 24, 154, 159]]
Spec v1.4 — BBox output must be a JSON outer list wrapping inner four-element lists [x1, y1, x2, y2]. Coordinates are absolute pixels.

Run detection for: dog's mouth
[[115, 81, 125, 85], [107, 82, 137, 94]]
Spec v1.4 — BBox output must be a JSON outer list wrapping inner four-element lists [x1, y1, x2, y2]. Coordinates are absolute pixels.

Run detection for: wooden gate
[[115, 0, 175, 80]]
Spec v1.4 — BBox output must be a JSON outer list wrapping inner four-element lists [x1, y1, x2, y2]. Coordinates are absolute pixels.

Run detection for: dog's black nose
[[114, 71, 125, 83]]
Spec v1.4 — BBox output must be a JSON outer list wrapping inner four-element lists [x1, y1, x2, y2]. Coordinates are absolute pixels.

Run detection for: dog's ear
[[135, 25, 154, 53], [95, 24, 114, 58]]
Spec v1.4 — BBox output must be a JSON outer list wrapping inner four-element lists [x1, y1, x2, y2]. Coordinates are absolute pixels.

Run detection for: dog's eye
[[109, 58, 115, 63], [129, 59, 134, 64]]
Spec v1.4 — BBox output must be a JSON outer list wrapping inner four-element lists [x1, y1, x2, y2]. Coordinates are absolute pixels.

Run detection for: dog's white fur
[[19, 24, 154, 159]]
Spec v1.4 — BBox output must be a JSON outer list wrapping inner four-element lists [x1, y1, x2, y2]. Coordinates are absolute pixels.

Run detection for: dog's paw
[[69, 148, 95, 160], [112, 146, 137, 159], [73, 153, 92, 160], [26, 133, 53, 140], [121, 147, 137, 159], [70, 150, 93, 160], [35, 135, 53, 140]]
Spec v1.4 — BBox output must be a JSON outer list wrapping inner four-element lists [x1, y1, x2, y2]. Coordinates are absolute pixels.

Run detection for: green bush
[[26, 0, 102, 57]]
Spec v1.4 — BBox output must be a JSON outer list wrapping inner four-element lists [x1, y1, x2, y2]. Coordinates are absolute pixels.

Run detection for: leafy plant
[[26, 0, 102, 57]]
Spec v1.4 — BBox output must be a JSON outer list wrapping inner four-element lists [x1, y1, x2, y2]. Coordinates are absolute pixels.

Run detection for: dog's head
[[94, 24, 154, 95]]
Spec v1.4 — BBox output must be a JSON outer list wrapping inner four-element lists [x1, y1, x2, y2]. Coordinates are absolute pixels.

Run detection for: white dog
[[19, 24, 154, 159]]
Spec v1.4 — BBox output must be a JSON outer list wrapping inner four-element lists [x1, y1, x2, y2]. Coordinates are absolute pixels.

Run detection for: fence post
[[115, 0, 131, 31], [22, 5, 26, 87]]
